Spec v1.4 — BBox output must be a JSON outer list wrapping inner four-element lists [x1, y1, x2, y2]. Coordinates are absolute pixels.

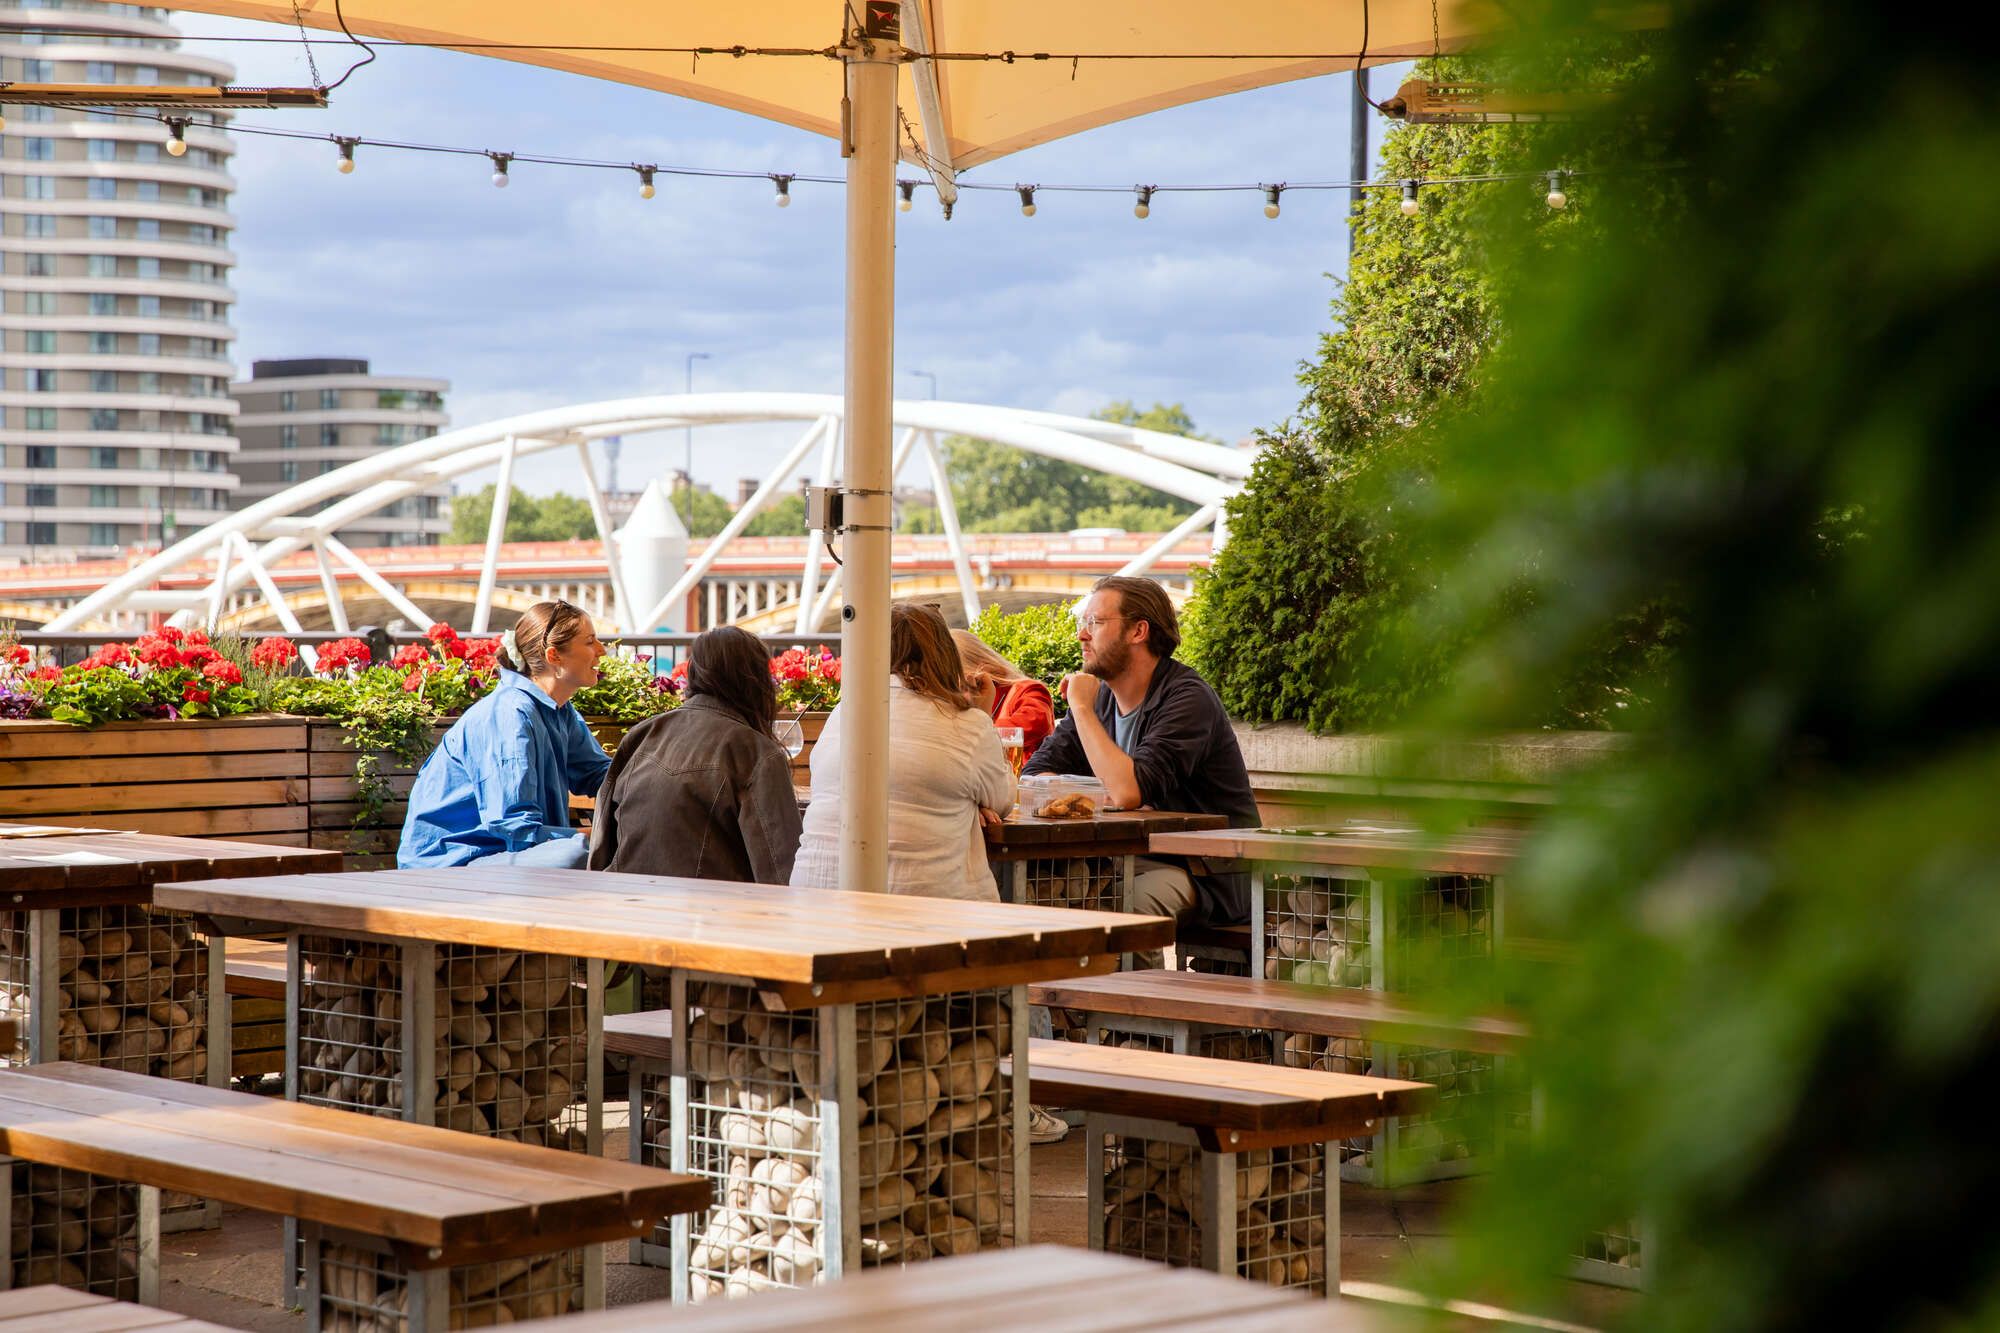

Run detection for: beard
[[1084, 637, 1129, 680]]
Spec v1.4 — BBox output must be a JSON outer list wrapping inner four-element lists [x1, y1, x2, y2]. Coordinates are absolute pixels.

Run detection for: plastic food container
[[1018, 773, 1115, 812]]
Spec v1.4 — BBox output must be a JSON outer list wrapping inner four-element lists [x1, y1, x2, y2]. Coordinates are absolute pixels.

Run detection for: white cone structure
[[616, 478, 692, 632]]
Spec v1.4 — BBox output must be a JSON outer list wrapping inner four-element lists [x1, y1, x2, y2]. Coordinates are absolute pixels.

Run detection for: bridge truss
[[44, 393, 1254, 635]]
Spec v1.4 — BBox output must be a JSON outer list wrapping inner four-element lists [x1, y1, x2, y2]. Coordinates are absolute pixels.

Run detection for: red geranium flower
[[403, 671, 425, 692], [4, 645, 29, 666], [29, 664, 61, 682], [315, 637, 372, 673], [133, 636, 184, 670], [427, 622, 460, 644], [202, 658, 243, 686], [182, 682, 211, 704], [250, 637, 298, 671], [391, 644, 429, 670]]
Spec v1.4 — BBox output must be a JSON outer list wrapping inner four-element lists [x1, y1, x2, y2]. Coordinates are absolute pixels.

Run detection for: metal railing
[[12, 628, 842, 670]]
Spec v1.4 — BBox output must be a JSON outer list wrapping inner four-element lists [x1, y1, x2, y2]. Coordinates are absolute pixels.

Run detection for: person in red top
[[952, 630, 1055, 759]]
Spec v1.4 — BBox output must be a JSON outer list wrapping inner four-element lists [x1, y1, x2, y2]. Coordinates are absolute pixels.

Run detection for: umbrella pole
[[837, 35, 898, 893]]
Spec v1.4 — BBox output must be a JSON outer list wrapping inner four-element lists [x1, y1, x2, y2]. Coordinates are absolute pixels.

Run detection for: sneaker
[[1027, 1105, 1070, 1145]]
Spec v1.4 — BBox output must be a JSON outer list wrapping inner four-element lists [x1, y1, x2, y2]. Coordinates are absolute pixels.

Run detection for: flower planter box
[[0, 717, 312, 843]]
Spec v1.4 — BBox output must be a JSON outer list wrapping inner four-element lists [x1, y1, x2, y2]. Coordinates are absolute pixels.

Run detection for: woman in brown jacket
[[587, 626, 802, 883]]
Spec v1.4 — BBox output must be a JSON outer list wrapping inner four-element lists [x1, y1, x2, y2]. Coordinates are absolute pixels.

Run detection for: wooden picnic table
[[0, 821, 345, 1226], [155, 867, 1174, 1303]]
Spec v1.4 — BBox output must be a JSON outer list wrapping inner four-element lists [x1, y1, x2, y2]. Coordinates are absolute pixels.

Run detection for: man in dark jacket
[[1023, 576, 1260, 934]]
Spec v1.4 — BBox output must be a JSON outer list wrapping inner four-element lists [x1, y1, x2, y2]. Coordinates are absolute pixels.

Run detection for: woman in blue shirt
[[398, 600, 611, 869]]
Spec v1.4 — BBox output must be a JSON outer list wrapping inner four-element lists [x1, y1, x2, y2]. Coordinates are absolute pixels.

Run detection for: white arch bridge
[[44, 393, 1255, 636]]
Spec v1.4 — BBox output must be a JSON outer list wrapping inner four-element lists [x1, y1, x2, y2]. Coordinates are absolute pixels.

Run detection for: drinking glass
[[778, 712, 807, 761], [997, 726, 1026, 778]]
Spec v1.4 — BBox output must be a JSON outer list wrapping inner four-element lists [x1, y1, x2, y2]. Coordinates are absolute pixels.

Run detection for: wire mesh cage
[[1257, 871, 1496, 993], [1278, 1031, 1499, 1184], [3, 1161, 142, 1298], [1015, 856, 1128, 914], [308, 1227, 587, 1330], [1572, 1220, 1647, 1288], [1, 905, 215, 1078], [1092, 1127, 1332, 1295], [669, 976, 1021, 1301]]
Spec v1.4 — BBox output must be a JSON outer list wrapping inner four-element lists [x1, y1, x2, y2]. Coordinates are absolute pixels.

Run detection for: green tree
[[447, 485, 597, 543], [937, 401, 1204, 532], [740, 493, 807, 538], [670, 485, 735, 538]]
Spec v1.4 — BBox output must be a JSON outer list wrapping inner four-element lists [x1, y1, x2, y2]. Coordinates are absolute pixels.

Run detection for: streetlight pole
[[910, 369, 937, 400], [1349, 69, 1369, 255], [682, 351, 710, 496]]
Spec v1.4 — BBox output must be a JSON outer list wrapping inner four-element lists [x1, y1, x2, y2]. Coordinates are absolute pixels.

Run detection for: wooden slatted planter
[[0, 718, 312, 845]]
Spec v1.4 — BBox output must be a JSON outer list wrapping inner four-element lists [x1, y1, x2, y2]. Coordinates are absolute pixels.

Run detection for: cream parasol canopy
[[151, 0, 1505, 892]]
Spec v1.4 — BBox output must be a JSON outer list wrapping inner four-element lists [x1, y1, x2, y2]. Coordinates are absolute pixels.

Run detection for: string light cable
[[65, 102, 1615, 214]]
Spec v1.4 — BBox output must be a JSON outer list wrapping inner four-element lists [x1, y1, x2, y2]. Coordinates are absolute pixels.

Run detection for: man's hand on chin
[[1062, 672, 1101, 715]]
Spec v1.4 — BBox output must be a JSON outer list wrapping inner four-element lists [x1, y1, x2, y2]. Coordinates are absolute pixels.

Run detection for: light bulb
[[638, 167, 656, 200], [898, 180, 915, 212], [166, 136, 188, 157], [1018, 186, 1036, 218], [774, 175, 792, 207], [1400, 179, 1420, 216], [1545, 170, 1569, 211], [1262, 185, 1281, 220], [1133, 186, 1153, 219], [489, 154, 511, 188], [0, 113, 9, 133], [164, 118, 189, 157], [492, 170, 509, 188], [336, 139, 356, 174]]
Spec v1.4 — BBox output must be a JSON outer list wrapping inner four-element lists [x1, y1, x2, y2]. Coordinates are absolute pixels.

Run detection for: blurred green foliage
[[1388, 2, 2000, 1327], [447, 484, 598, 543], [967, 602, 1083, 712]]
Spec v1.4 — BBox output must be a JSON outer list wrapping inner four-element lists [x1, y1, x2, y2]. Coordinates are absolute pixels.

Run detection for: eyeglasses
[[1080, 614, 1128, 632]]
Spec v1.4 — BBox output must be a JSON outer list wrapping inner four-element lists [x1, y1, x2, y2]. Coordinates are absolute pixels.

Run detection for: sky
[[192, 17, 1405, 499]]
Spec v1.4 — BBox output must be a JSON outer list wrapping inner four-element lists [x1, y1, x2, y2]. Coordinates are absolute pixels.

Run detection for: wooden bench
[[1006, 1038, 1430, 1298], [503, 1244, 1353, 1331], [0, 1286, 231, 1330], [0, 1063, 709, 1330], [221, 938, 287, 1083], [1030, 969, 1528, 1187]]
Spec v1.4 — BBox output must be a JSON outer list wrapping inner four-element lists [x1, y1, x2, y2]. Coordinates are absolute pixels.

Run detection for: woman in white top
[[790, 603, 1016, 899]]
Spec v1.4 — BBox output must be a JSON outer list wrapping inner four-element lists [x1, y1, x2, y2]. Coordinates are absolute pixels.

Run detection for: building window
[[21, 293, 57, 315], [279, 460, 298, 483], [87, 140, 119, 162], [319, 388, 340, 410], [91, 409, 120, 431], [134, 220, 159, 240], [136, 257, 160, 278], [90, 333, 119, 354], [23, 215, 57, 237], [87, 255, 116, 278], [89, 293, 119, 316], [135, 296, 160, 317], [25, 412, 57, 434], [89, 485, 117, 507], [132, 143, 159, 164], [137, 334, 159, 355], [23, 58, 55, 80], [278, 390, 296, 411], [319, 424, 339, 448], [27, 485, 59, 507], [319, 461, 337, 476], [26, 332, 56, 354], [24, 138, 56, 161], [87, 61, 118, 81], [376, 423, 405, 446], [89, 523, 120, 547], [24, 254, 55, 277], [138, 372, 160, 394], [89, 178, 119, 200], [89, 216, 118, 239], [26, 443, 56, 467], [22, 175, 56, 199], [280, 424, 298, 448], [136, 180, 160, 202], [28, 523, 57, 547], [94, 448, 121, 469], [27, 370, 57, 392], [185, 224, 212, 244], [92, 371, 118, 393]]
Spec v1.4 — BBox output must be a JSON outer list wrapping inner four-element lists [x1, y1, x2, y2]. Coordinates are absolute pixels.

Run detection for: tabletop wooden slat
[[1026, 969, 1531, 1055], [222, 937, 289, 999], [983, 809, 1229, 858], [1007, 1038, 1433, 1138], [505, 1245, 1356, 1332], [0, 1064, 708, 1264], [1147, 822, 1522, 876], [0, 1286, 235, 1331], [156, 869, 1175, 985], [0, 824, 342, 904]]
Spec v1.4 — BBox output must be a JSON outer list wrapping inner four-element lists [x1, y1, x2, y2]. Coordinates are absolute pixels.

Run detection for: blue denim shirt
[[397, 670, 611, 868]]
